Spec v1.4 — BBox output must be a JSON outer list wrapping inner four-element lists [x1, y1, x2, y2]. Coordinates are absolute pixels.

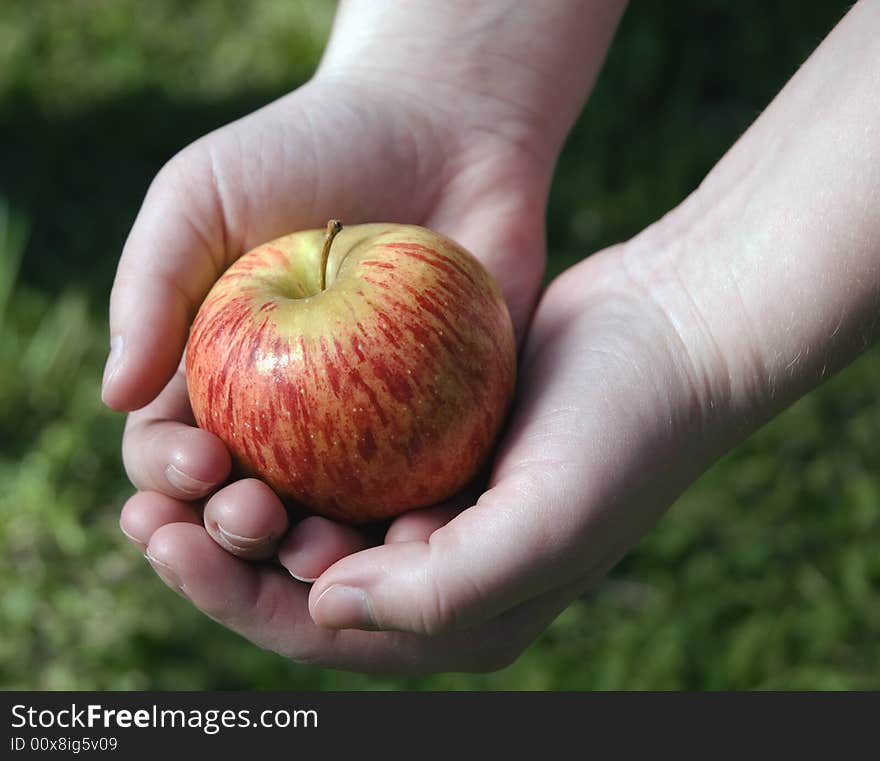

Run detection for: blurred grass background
[[2, 0, 879, 690]]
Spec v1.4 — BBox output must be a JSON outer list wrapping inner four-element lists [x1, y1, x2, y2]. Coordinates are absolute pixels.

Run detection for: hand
[[120, 226, 735, 674], [108, 71, 549, 498], [118, 0, 880, 673], [108, 2, 626, 672]]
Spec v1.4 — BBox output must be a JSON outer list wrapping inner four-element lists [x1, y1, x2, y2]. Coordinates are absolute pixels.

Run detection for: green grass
[[2, 0, 878, 690]]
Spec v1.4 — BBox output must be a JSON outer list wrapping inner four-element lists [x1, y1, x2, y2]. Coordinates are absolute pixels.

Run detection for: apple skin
[[185, 223, 516, 524]]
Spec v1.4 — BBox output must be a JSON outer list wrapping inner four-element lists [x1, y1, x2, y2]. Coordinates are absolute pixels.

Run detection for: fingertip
[[278, 516, 372, 584], [165, 427, 232, 497], [119, 511, 148, 553], [144, 521, 208, 598], [310, 584, 378, 630], [146, 520, 199, 562], [121, 371, 230, 500], [119, 491, 202, 551], [105, 278, 191, 411], [203, 479, 289, 560], [100, 335, 126, 410], [384, 502, 462, 543], [101, 348, 179, 413]]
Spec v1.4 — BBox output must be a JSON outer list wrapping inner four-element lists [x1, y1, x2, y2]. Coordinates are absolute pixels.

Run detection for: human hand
[[108, 70, 549, 505], [119, 232, 736, 674], [120, 0, 880, 673], [109, 1, 626, 671]]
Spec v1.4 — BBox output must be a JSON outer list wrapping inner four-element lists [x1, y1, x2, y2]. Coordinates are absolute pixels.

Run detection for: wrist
[[316, 0, 626, 167], [621, 1, 880, 452]]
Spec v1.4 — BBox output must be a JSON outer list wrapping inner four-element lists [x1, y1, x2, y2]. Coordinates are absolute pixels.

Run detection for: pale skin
[[105, 0, 880, 673]]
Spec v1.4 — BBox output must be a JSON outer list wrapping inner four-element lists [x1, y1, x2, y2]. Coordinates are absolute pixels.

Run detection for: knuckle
[[149, 143, 208, 209], [417, 579, 461, 636], [416, 528, 488, 636], [155, 146, 196, 186], [150, 154, 185, 198]]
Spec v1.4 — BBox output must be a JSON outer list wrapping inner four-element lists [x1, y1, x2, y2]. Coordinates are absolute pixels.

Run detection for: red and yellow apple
[[185, 221, 516, 524]]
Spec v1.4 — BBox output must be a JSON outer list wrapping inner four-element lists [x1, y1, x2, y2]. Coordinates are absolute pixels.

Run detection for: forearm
[[316, 0, 627, 165], [639, 0, 880, 435]]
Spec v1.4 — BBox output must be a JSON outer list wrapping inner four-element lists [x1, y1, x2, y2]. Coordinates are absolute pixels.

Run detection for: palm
[[200, 80, 546, 339]]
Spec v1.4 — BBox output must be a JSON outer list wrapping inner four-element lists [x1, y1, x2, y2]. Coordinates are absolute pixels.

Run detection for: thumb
[[102, 145, 229, 411], [307, 471, 608, 635]]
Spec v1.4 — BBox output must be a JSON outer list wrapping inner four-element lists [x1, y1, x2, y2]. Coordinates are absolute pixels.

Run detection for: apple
[[185, 221, 516, 524]]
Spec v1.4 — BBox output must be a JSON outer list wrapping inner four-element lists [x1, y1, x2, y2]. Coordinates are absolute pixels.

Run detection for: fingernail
[[101, 335, 123, 401], [217, 525, 272, 551], [119, 524, 145, 549], [165, 464, 213, 497], [289, 570, 318, 584], [144, 551, 187, 598], [313, 585, 377, 629]]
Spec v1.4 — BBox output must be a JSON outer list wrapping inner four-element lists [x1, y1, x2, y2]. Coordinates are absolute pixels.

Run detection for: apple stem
[[320, 219, 343, 291]]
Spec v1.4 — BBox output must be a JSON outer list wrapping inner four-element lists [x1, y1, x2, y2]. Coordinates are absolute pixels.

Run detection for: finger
[[144, 521, 571, 674], [101, 83, 422, 413], [306, 473, 584, 635], [383, 502, 463, 544], [103, 146, 229, 412], [277, 499, 466, 586], [144, 522, 355, 664], [426, 173, 546, 342], [309, 484, 624, 636], [459, 204, 546, 343], [203, 479, 289, 561], [119, 491, 203, 552], [306, 271, 688, 635], [123, 367, 231, 499], [277, 516, 373, 583]]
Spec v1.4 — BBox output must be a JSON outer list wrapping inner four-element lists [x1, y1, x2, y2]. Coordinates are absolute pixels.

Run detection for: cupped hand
[[118, 215, 735, 672], [104, 0, 639, 673], [116, 0, 880, 673], [109, 56, 558, 660], [109, 57, 551, 466]]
